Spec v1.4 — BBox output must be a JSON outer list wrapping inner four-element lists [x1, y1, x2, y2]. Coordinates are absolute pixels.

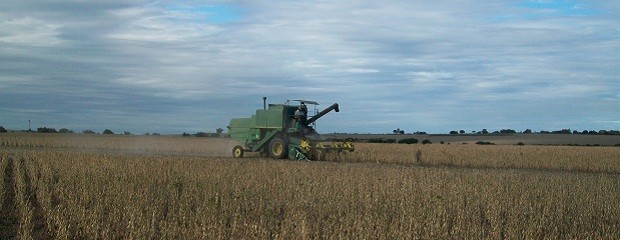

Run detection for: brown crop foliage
[[0, 133, 237, 157], [348, 143, 620, 173], [0, 133, 619, 238]]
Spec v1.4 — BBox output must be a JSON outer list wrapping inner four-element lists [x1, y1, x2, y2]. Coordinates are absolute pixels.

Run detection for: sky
[[1, 0, 618, 134]]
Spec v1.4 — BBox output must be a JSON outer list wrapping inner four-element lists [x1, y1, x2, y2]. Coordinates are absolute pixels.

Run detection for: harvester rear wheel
[[269, 138, 288, 159], [232, 145, 244, 158]]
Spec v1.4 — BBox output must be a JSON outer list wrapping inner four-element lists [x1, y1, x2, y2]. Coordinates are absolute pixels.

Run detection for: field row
[[1, 149, 619, 239], [2, 133, 619, 174], [0, 152, 52, 239]]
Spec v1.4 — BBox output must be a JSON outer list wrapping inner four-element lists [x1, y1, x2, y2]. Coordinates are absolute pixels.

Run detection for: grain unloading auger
[[227, 99, 354, 160]]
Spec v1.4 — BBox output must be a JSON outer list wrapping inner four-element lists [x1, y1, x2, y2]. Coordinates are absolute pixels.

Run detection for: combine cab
[[227, 99, 354, 160]]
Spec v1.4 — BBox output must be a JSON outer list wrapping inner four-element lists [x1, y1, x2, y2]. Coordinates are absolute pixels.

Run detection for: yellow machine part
[[314, 141, 355, 152], [299, 139, 312, 152], [292, 139, 355, 161]]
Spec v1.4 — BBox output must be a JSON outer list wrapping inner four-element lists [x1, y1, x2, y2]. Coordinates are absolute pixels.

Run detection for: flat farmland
[[1, 133, 619, 239], [326, 133, 620, 146]]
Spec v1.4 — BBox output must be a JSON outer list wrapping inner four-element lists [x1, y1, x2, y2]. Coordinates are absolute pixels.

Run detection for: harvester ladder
[[251, 129, 280, 152]]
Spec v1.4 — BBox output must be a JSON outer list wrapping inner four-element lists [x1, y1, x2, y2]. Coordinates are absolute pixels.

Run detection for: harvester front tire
[[269, 138, 288, 159], [232, 145, 244, 158]]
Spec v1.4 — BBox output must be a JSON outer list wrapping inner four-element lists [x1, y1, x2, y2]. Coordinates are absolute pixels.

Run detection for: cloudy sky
[[1, 0, 618, 134]]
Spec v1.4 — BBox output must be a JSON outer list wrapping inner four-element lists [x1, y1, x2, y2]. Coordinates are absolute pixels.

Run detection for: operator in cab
[[294, 102, 308, 127]]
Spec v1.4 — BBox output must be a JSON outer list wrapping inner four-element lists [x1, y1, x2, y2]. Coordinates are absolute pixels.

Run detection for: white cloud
[[3, 108, 56, 114], [107, 5, 222, 43], [0, 17, 63, 46]]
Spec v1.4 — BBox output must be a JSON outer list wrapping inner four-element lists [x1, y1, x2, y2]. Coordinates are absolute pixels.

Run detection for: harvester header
[[227, 99, 354, 160]]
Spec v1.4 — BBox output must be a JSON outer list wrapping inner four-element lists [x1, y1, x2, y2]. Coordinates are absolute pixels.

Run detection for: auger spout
[[306, 103, 339, 125]]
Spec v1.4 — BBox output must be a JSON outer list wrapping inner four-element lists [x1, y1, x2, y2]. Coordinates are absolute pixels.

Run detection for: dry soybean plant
[[0, 153, 6, 211], [1, 134, 620, 238], [347, 143, 620, 173], [0, 133, 237, 157], [1, 148, 619, 238]]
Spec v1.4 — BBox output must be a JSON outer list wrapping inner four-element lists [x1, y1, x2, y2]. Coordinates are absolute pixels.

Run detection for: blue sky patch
[[165, 4, 242, 24], [196, 5, 241, 24], [490, 0, 600, 22], [518, 0, 599, 17]]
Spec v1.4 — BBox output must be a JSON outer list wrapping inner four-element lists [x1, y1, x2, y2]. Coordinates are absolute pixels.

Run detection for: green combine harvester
[[227, 99, 354, 160]]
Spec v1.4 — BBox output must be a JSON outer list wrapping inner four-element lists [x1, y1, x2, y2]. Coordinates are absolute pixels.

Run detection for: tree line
[[0, 125, 226, 137], [392, 128, 620, 136]]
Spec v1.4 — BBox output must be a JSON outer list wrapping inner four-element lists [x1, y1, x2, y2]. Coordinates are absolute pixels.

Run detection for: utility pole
[[28, 119, 31, 131]]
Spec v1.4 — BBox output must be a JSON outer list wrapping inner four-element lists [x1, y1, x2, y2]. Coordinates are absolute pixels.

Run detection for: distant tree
[[449, 130, 458, 135], [368, 138, 396, 143], [58, 128, 74, 133], [421, 139, 432, 144], [500, 129, 516, 134], [216, 128, 224, 134], [144, 132, 150, 135], [393, 128, 404, 134], [398, 138, 418, 144], [551, 129, 570, 134], [459, 130, 465, 134], [37, 127, 57, 133], [523, 129, 532, 134], [83, 130, 96, 134], [481, 129, 488, 134], [123, 131, 131, 135], [182, 132, 191, 137], [195, 132, 208, 137], [0, 126, 7, 133], [103, 129, 114, 134], [573, 130, 580, 134], [152, 133, 161, 136]]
